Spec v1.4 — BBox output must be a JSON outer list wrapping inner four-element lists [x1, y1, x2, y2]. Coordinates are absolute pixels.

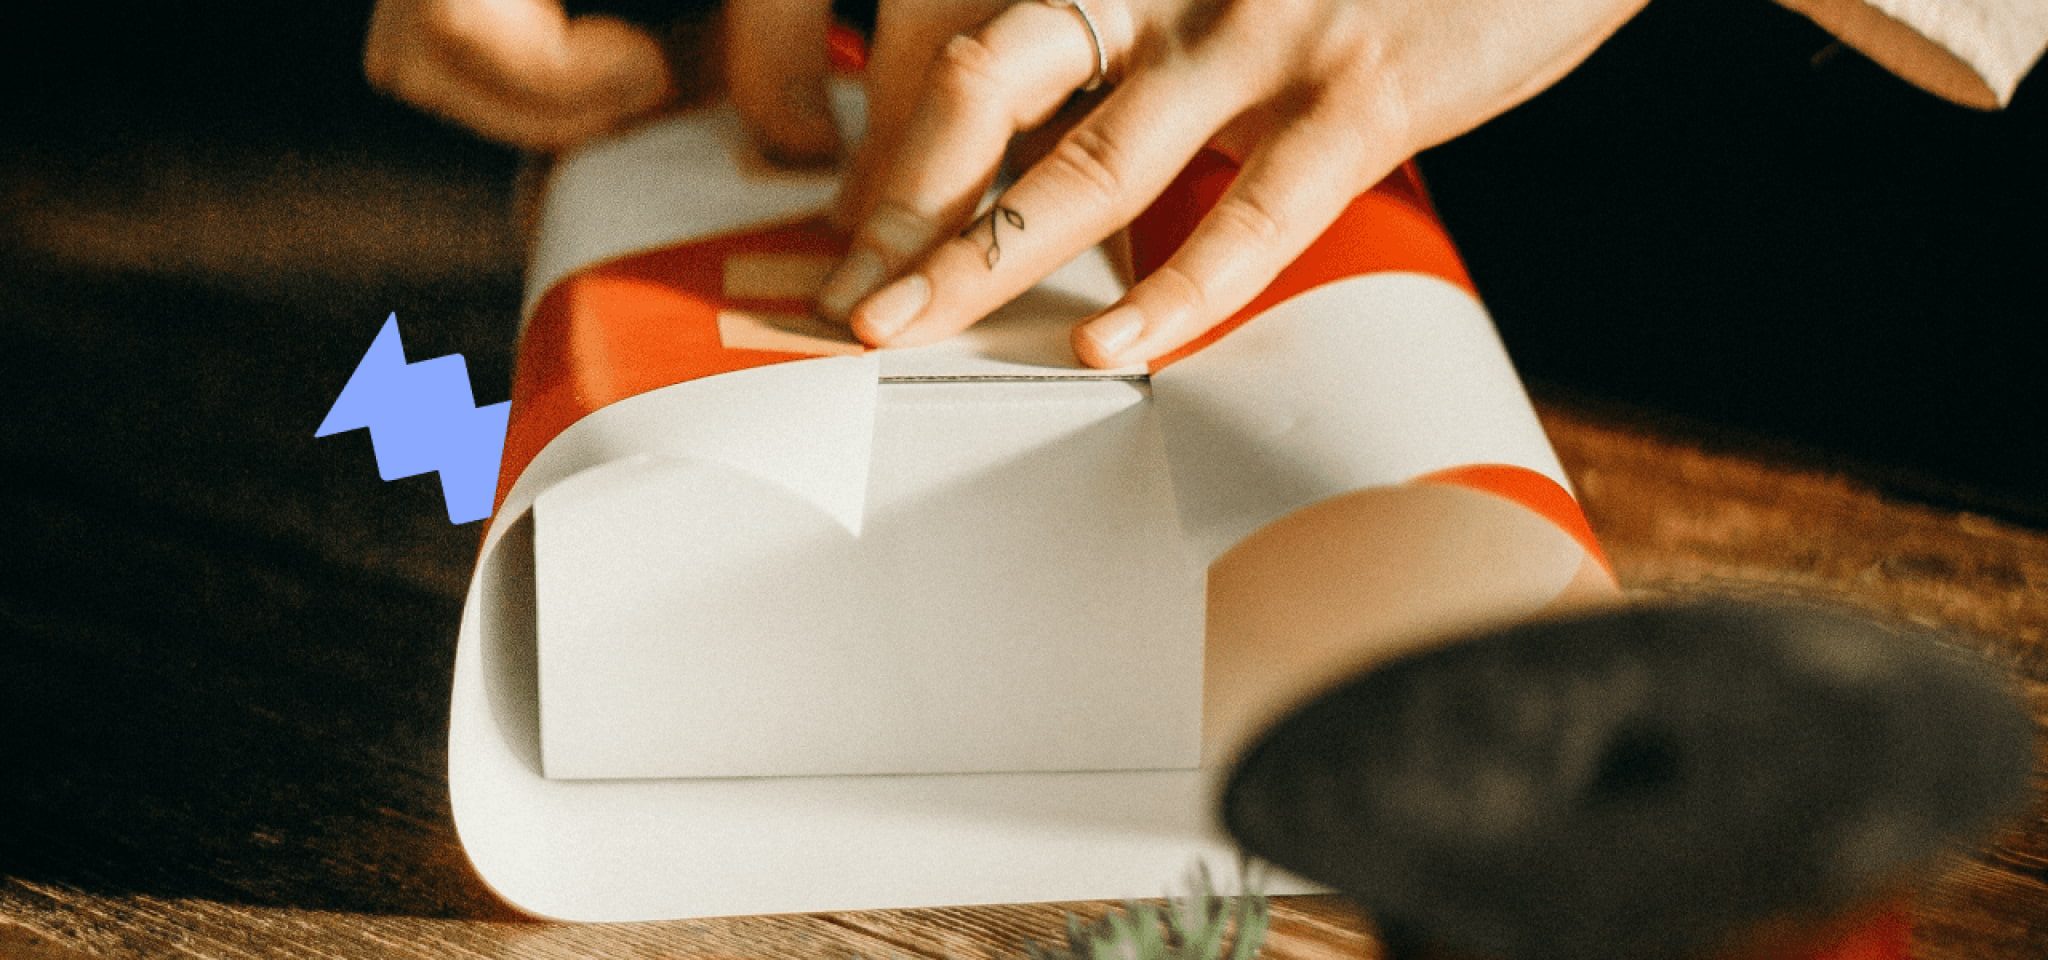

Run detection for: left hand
[[363, 0, 677, 150], [798, 0, 1648, 367]]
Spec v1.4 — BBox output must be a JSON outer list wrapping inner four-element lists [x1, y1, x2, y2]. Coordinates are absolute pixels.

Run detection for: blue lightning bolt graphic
[[316, 313, 510, 525]]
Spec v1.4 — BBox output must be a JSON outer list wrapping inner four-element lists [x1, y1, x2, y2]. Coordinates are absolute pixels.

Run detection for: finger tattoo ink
[[963, 203, 1025, 269]]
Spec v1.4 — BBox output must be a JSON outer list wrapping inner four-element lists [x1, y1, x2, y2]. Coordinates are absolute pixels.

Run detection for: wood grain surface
[[1, 144, 2042, 960]]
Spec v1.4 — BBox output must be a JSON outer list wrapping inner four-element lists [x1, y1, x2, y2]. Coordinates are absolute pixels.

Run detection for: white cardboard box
[[446, 101, 1583, 921]]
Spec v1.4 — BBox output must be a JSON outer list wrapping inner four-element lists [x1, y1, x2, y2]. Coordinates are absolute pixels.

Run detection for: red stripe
[[1128, 151, 1477, 372], [494, 149, 1483, 521], [491, 215, 848, 520], [1417, 464, 1611, 574]]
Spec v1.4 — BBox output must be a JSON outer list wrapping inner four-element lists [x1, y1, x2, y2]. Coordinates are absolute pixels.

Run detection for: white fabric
[[1780, 0, 2048, 107]]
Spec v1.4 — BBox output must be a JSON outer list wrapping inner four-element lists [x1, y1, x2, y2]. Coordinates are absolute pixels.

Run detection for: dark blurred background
[[0, 0, 2040, 933], [1424, 5, 2048, 526]]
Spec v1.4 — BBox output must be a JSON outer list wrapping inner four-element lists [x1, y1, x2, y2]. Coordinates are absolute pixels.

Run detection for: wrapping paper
[[446, 99, 1617, 920]]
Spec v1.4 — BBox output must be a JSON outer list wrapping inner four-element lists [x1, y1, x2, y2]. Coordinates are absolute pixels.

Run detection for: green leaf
[[1008, 862, 1270, 960]]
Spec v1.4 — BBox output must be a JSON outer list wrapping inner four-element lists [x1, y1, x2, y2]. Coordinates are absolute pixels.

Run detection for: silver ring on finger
[[1041, 0, 1110, 92]]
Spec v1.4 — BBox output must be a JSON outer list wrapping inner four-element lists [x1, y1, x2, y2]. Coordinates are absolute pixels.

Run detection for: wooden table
[[1, 145, 2041, 960]]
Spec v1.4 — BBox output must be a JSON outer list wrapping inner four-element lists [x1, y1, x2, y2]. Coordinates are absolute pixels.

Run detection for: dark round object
[[1221, 600, 2036, 960]]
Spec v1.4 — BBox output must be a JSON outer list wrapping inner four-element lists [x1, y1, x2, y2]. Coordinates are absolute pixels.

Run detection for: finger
[[394, 50, 664, 148], [830, 5, 948, 229], [724, 0, 840, 164], [831, 0, 1011, 229], [427, 1, 669, 111], [1072, 110, 1392, 368], [845, 62, 1258, 349], [377, 0, 670, 149], [816, 1, 1107, 322]]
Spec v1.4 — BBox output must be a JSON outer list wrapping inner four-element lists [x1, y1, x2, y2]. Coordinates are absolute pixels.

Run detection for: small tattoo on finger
[[962, 202, 1025, 269]]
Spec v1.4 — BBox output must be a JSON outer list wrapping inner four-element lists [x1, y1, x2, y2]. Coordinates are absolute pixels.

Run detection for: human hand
[[361, 0, 1004, 165], [364, 0, 675, 150], [808, 0, 1649, 367]]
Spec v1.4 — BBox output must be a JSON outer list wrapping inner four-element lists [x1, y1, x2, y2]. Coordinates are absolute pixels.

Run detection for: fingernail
[[854, 274, 930, 343], [1081, 306, 1145, 360], [818, 247, 885, 321]]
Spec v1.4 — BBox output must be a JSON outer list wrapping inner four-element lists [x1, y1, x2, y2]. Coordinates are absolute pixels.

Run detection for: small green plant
[[1019, 863, 1270, 960]]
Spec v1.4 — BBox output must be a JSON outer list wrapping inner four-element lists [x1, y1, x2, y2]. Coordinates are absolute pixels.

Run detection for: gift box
[[445, 96, 1611, 920]]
